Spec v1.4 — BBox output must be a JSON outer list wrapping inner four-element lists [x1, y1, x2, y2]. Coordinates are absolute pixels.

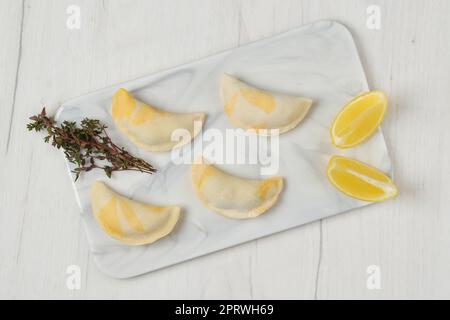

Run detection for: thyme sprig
[[27, 108, 156, 180]]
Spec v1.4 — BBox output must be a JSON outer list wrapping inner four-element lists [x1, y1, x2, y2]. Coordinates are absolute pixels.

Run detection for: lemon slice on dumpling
[[220, 74, 313, 135], [91, 181, 181, 245], [191, 158, 283, 219], [111, 88, 205, 152]]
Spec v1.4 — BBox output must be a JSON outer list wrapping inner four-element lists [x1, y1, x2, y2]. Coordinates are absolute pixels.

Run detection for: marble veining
[[56, 21, 392, 278]]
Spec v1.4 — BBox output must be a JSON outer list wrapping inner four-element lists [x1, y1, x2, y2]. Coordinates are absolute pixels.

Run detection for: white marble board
[[56, 20, 392, 278]]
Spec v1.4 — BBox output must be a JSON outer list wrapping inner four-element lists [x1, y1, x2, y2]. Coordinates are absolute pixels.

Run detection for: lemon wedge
[[91, 181, 181, 245], [331, 91, 387, 148], [326, 155, 397, 202]]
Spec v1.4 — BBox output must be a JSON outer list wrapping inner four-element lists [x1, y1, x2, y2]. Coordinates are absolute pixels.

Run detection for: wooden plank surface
[[0, 0, 449, 299]]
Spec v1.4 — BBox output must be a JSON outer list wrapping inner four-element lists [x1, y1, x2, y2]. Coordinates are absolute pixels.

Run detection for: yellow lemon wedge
[[191, 158, 284, 219], [331, 91, 387, 148], [326, 155, 397, 202], [91, 181, 181, 245]]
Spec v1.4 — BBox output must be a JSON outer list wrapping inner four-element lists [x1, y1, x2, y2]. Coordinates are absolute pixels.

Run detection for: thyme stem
[[27, 108, 156, 180]]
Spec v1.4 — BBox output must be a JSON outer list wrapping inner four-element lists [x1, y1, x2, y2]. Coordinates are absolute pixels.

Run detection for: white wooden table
[[1, 0, 449, 299]]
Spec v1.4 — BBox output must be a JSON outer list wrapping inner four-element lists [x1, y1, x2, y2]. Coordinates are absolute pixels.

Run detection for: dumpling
[[111, 88, 205, 152], [91, 181, 181, 245], [220, 74, 312, 135], [191, 158, 283, 219]]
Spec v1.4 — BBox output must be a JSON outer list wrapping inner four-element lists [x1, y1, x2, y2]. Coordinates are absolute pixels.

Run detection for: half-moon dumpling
[[91, 181, 181, 245], [111, 88, 205, 152], [191, 158, 283, 219], [220, 74, 313, 135]]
